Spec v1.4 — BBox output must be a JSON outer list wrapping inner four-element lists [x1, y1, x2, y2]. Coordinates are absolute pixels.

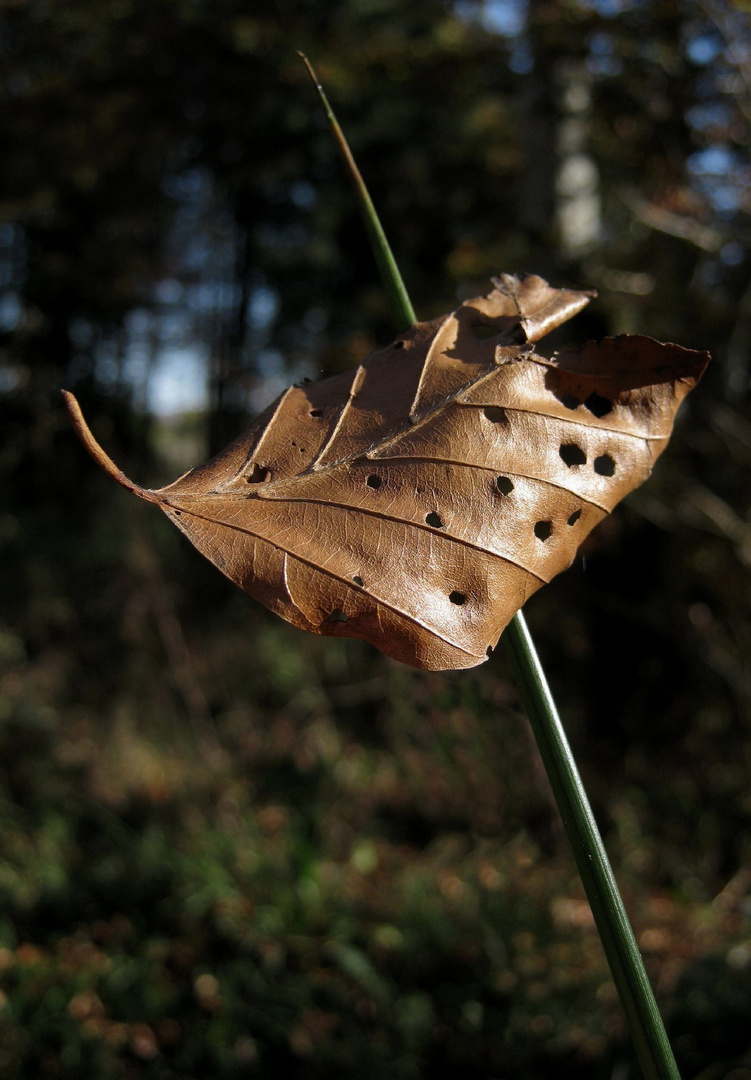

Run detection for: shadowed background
[[1, 1, 751, 1076]]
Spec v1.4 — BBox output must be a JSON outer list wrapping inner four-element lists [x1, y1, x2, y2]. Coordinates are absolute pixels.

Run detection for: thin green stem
[[298, 53, 416, 328], [505, 614, 680, 1080], [301, 51, 680, 1080]]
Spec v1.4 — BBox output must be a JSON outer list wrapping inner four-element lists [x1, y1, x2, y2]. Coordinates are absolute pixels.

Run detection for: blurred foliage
[[2, 0, 751, 1076]]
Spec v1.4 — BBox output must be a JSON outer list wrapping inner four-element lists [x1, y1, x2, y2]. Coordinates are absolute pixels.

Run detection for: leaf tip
[[61, 389, 156, 502]]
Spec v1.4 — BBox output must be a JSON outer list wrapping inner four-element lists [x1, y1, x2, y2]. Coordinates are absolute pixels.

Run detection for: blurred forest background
[[1, 0, 751, 1076]]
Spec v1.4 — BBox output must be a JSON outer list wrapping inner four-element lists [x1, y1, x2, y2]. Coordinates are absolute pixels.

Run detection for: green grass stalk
[[300, 52, 681, 1080], [297, 53, 416, 328], [505, 616, 680, 1080]]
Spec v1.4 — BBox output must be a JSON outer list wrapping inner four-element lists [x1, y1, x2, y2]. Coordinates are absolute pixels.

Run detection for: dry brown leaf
[[63, 273, 709, 671]]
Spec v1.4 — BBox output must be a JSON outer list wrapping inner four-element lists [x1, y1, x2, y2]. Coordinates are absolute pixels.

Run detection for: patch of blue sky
[[290, 180, 316, 210], [686, 32, 723, 66], [0, 291, 22, 332], [147, 344, 209, 416], [455, 0, 527, 38], [688, 144, 739, 176], [587, 31, 622, 77], [686, 101, 732, 133], [575, 0, 634, 18], [247, 285, 279, 330]]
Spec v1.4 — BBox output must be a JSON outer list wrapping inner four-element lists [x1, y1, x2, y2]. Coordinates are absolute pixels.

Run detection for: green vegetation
[[2, 0, 751, 1076]]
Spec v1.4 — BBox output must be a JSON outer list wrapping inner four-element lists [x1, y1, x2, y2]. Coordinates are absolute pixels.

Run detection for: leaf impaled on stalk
[[64, 273, 708, 671]]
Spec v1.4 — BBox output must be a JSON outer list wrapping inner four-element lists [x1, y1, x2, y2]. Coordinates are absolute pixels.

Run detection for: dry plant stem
[[302, 53, 681, 1079], [506, 615, 680, 1080]]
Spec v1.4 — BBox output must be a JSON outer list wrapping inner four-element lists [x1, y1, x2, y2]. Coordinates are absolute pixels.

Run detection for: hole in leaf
[[534, 520, 552, 542], [426, 511, 444, 528], [495, 476, 514, 495], [246, 463, 270, 483], [353, 575, 364, 587], [584, 392, 613, 418], [173, 510, 182, 516], [559, 443, 587, 467], [474, 323, 498, 339], [328, 610, 349, 623], [560, 394, 580, 410], [594, 454, 616, 477], [484, 406, 508, 425], [392, 340, 405, 350], [449, 591, 466, 605], [309, 408, 323, 418], [567, 509, 582, 526], [366, 475, 382, 489]]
